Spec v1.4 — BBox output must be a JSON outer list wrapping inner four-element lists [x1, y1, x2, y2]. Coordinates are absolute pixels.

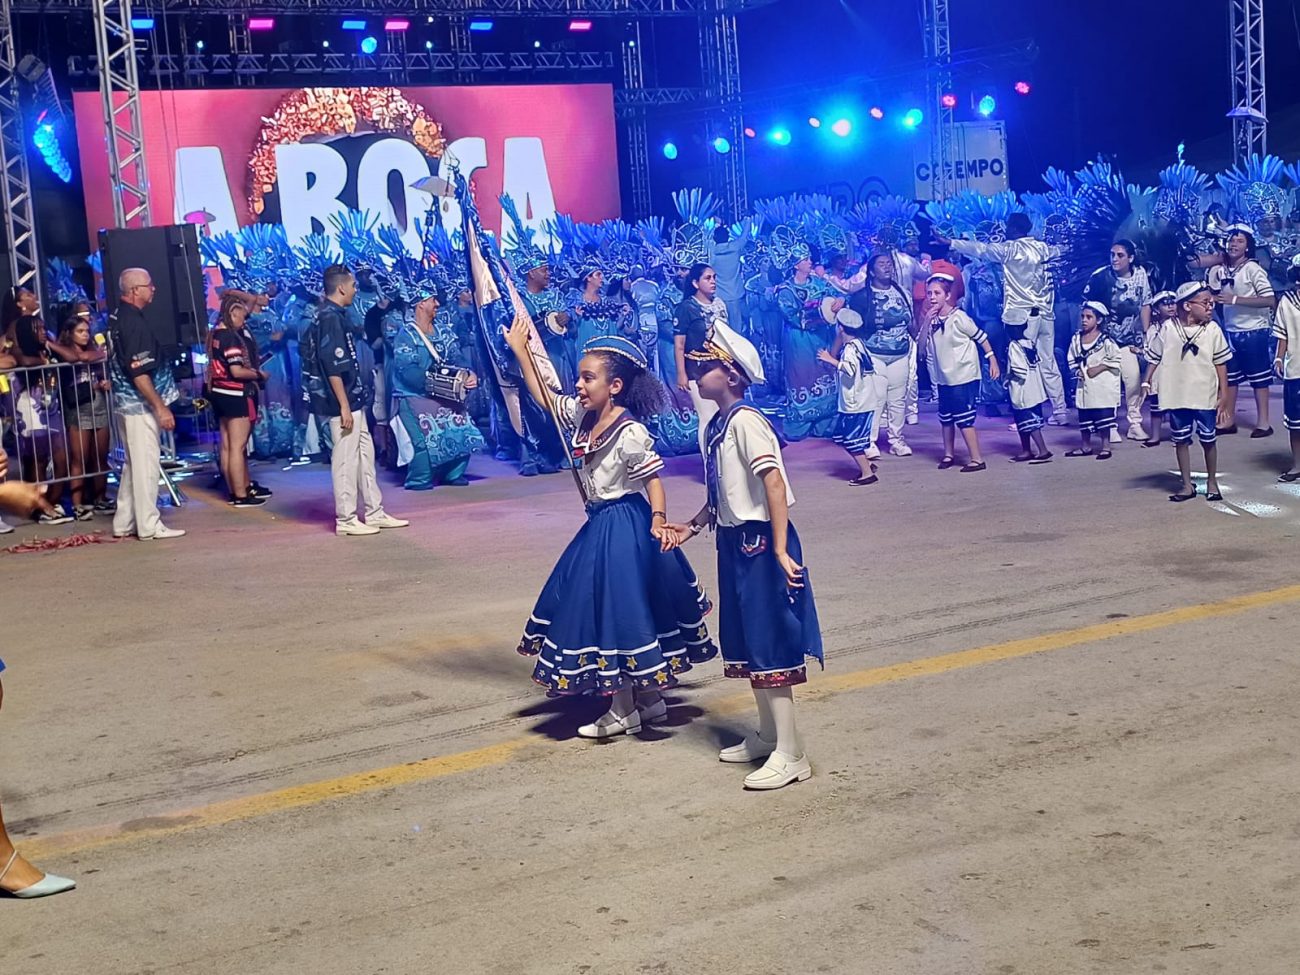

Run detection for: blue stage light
[[712, 137, 731, 155], [360, 35, 379, 54], [130, 17, 155, 30], [469, 20, 494, 31], [32, 121, 71, 183], [769, 127, 792, 146], [830, 118, 852, 138], [662, 142, 679, 160], [341, 19, 366, 30], [977, 94, 997, 117], [902, 108, 924, 128]]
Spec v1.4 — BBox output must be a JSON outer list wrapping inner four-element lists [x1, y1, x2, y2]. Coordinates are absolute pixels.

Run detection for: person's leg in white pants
[[867, 353, 909, 450], [1033, 318, 1067, 416], [1118, 347, 1146, 438], [688, 381, 719, 458], [112, 411, 164, 539], [330, 414, 362, 528], [904, 341, 919, 424], [353, 412, 386, 521]]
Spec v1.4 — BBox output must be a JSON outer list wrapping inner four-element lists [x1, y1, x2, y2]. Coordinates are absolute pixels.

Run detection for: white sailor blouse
[[555, 395, 664, 501], [706, 403, 796, 527]]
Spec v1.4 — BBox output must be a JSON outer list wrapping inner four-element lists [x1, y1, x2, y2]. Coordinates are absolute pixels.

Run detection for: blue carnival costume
[[517, 336, 717, 696]]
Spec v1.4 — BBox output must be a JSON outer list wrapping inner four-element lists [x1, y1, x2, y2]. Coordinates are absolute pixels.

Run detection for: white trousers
[[1118, 347, 1145, 428], [1028, 317, 1067, 414], [688, 381, 719, 458], [868, 351, 911, 446], [905, 342, 919, 422], [330, 411, 385, 527], [112, 410, 164, 539]]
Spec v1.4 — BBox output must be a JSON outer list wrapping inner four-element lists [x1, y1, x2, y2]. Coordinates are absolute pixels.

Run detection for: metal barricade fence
[[0, 360, 117, 507]]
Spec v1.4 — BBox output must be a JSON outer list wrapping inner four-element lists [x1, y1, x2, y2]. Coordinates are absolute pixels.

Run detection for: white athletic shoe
[[368, 513, 410, 530], [743, 751, 812, 790], [142, 526, 186, 540], [1127, 424, 1149, 442], [0, 518, 13, 535], [336, 519, 381, 536], [1047, 412, 1069, 426], [1108, 428, 1123, 444], [890, 441, 913, 457], [718, 731, 777, 764]]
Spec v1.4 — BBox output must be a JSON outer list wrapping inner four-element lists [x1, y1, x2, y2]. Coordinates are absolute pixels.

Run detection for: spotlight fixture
[[808, 117, 821, 128], [247, 17, 275, 31], [360, 35, 379, 54], [341, 19, 367, 30], [769, 127, 792, 146], [977, 94, 997, 117], [1014, 81, 1032, 95], [322, 40, 330, 48], [830, 118, 852, 137], [130, 17, 155, 29], [712, 136, 731, 155], [195, 39, 204, 50], [902, 108, 924, 128], [940, 93, 957, 109], [533, 40, 541, 48], [384, 19, 410, 31], [425, 40, 433, 50], [743, 127, 756, 138], [662, 142, 679, 160], [869, 106, 885, 120], [468, 20, 494, 31], [568, 19, 593, 31]]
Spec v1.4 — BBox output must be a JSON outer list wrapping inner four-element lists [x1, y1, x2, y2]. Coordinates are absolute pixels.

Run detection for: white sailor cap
[[836, 307, 866, 331], [1149, 290, 1177, 305], [926, 271, 956, 285], [1082, 300, 1110, 319], [1175, 280, 1211, 303], [686, 320, 766, 385], [1223, 223, 1256, 239]]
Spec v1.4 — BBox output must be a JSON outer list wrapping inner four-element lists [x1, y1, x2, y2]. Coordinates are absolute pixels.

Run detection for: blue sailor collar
[[571, 408, 636, 466]]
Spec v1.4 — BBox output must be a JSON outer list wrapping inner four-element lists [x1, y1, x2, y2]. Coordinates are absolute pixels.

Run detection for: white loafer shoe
[[368, 513, 410, 529], [142, 526, 185, 540], [577, 710, 642, 739], [336, 520, 381, 536], [743, 751, 812, 790], [637, 698, 668, 723], [718, 731, 777, 764]]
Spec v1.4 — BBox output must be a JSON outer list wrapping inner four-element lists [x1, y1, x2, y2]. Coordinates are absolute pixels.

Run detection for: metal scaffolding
[[0, 0, 42, 301], [620, 24, 652, 219], [14, 0, 776, 12], [700, 7, 745, 218], [1227, 0, 1266, 163], [923, 0, 956, 201], [92, 0, 153, 228]]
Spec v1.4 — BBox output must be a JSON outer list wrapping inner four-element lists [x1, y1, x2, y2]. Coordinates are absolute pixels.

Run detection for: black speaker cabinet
[[98, 224, 207, 349]]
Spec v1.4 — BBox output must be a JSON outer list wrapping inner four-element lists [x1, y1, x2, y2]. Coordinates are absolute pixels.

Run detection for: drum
[[426, 365, 471, 404]]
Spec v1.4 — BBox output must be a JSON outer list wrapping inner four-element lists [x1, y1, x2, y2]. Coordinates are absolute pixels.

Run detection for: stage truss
[[923, 0, 955, 201], [92, 0, 153, 228], [1228, 0, 1266, 164], [0, 0, 42, 303]]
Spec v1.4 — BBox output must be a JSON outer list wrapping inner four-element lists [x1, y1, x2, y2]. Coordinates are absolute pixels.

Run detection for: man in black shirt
[[108, 267, 185, 540], [304, 265, 408, 536]]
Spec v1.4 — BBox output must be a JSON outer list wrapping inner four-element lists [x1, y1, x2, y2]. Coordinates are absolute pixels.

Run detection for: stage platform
[[3, 402, 1299, 974]]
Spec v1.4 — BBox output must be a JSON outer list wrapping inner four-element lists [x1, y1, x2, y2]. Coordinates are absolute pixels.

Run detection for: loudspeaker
[[98, 224, 207, 349]]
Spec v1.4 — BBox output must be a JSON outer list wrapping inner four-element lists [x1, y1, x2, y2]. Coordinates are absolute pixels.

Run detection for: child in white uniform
[[1272, 256, 1300, 482], [674, 328, 824, 792], [925, 273, 999, 472], [1067, 301, 1122, 459], [817, 309, 885, 484], [1140, 290, 1178, 447], [1142, 282, 1232, 502], [1005, 322, 1052, 463]]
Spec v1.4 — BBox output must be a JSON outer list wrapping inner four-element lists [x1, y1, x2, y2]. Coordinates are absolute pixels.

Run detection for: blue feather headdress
[[45, 257, 88, 305]]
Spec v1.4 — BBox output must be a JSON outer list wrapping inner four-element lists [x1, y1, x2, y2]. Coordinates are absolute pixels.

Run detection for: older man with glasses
[[107, 267, 185, 540]]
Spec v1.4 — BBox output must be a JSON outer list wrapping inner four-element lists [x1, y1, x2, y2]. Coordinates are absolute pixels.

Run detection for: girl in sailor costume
[[503, 324, 717, 739], [671, 328, 824, 791]]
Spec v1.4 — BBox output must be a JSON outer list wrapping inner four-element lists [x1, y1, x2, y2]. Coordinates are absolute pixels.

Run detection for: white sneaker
[[743, 751, 812, 790], [1108, 428, 1123, 444], [1127, 424, 1148, 442], [0, 519, 13, 535], [37, 512, 74, 526], [1046, 412, 1069, 426], [577, 709, 642, 739], [337, 519, 381, 536], [905, 414, 919, 426], [890, 441, 913, 457], [864, 446, 881, 461], [142, 526, 186, 540], [718, 731, 777, 764], [368, 513, 410, 529]]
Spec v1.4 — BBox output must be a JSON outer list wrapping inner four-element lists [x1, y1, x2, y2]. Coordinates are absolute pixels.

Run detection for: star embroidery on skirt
[[578, 654, 589, 667], [597, 656, 610, 669], [669, 656, 683, 671], [627, 657, 638, 669], [556, 676, 570, 690], [654, 670, 669, 685]]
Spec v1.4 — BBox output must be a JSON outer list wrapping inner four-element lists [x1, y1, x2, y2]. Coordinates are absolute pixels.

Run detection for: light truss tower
[[621, 23, 652, 219], [93, 0, 153, 228], [1228, 0, 1266, 164], [0, 0, 43, 302], [701, 8, 745, 218], [923, 0, 955, 201]]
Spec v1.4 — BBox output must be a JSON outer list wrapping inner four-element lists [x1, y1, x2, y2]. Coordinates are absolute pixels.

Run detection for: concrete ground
[[2, 402, 1299, 975]]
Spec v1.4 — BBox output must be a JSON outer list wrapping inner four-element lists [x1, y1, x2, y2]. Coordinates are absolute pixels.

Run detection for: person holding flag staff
[[503, 319, 717, 740]]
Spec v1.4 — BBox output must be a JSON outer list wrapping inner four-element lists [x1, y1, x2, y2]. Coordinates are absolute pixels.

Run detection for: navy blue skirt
[[518, 494, 717, 696], [716, 521, 823, 688]]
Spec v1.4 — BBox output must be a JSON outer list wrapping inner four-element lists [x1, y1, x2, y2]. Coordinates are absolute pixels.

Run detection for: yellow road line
[[24, 582, 1300, 861]]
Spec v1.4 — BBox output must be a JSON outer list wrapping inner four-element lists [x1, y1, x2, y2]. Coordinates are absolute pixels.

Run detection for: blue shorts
[[937, 380, 979, 428], [1225, 329, 1273, 388], [1284, 378, 1300, 432], [830, 410, 875, 454], [1077, 407, 1117, 435], [1012, 403, 1045, 435], [1167, 408, 1218, 445]]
